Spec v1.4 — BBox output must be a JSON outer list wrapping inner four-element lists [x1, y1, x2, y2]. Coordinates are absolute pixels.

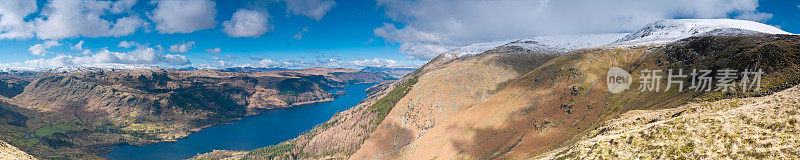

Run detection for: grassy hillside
[[544, 83, 800, 159], [228, 44, 564, 159], [348, 34, 800, 159]]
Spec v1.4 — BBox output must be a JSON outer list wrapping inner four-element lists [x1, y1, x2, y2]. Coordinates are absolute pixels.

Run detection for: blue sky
[[0, 0, 798, 69], [760, 0, 800, 33]]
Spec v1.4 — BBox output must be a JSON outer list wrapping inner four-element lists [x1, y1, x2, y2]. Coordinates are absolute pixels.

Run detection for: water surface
[[106, 83, 377, 160]]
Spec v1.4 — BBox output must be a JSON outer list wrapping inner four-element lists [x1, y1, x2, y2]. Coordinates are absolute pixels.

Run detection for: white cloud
[[248, 58, 333, 68], [375, 0, 774, 59], [258, 59, 281, 67], [293, 27, 309, 40], [34, 0, 147, 39], [110, 0, 137, 13], [118, 41, 139, 48], [151, 0, 217, 34], [346, 58, 401, 67], [205, 48, 221, 53], [162, 54, 189, 65], [222, 9, 271, 38], [246, 57, 415, 69], [168, 41, 195, 53], [71, 40, 84, 50], [282, 0, 336, 21], [25, 46, 189, 67], [0, 0, 38, 39], [28, 40, 61, 56], [208, 55, 239, 67], [110, 16, 148, 36], [80, 49, 92, 55], [395, 42, 452, 60], [216, 60, 227, 67], [1, 0, 144, 40]]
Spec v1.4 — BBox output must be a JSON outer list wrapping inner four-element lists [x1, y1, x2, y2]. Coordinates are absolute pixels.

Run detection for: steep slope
[[349, 34, 800, 159], [0, 78, 29, 99], [350, 48, 560, 159], [235, 34, 627, 159], [544, 84, 800, 159], [0, 73, 38, 99], [236, 34, 608, 158]]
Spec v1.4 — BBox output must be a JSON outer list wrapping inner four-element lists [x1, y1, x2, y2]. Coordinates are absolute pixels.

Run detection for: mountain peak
[[440, 33, 628, 60], [614, 19, 791, 44]]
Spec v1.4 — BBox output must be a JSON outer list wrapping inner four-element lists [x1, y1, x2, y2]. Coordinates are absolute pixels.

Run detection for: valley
[[2, 0, 798, 159], [0, 67, 392, 159], [109, 83, 379, 160]]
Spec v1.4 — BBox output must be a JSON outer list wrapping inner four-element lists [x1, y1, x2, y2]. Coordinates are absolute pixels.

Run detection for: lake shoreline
[[105, 83, 378, 160]]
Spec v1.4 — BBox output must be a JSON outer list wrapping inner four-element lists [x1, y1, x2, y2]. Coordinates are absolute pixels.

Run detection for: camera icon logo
[[607, 67, 632, 93]]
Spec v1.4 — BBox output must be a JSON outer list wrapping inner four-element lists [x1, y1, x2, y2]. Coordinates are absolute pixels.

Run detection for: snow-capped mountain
[[436, 19, 791, 62], [0, 63, 161, 74], [441, 40, 515, 59], [48, 64, 159, 73], [442, 33, 628, 60], [500, 33, 628, 53], [0, 67, 40, 74], [614, 19, 791, 44]]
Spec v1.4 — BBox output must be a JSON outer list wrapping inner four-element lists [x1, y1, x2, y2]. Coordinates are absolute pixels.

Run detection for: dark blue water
[[106, 83, 377, 160]]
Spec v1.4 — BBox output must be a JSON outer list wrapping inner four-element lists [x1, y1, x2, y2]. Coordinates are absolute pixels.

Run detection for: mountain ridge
[[614, 19, 791, 44], [223, 19, 800, 160]]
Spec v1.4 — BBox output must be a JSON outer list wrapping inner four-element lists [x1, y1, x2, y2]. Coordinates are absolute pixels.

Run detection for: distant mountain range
[[3, 66, 415, 79], [214, 67, 289, 72]]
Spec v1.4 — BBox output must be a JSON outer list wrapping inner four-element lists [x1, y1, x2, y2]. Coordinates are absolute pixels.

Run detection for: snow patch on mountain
[[0, 67, 40, 74], [614, 19, 791, 44], [442, 33, 628, 59], [0, 63, 161, 73], [49, 64, 156, 72], [502, 33, 628, 53], [441, 40, 514, 59]]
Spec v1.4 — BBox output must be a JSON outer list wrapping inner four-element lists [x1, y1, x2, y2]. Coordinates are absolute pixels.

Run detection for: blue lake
[[106, 83, 377, 160]]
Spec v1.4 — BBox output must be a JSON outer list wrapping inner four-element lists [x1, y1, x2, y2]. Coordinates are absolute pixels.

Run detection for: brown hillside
[[349, 34, 800, 159]]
